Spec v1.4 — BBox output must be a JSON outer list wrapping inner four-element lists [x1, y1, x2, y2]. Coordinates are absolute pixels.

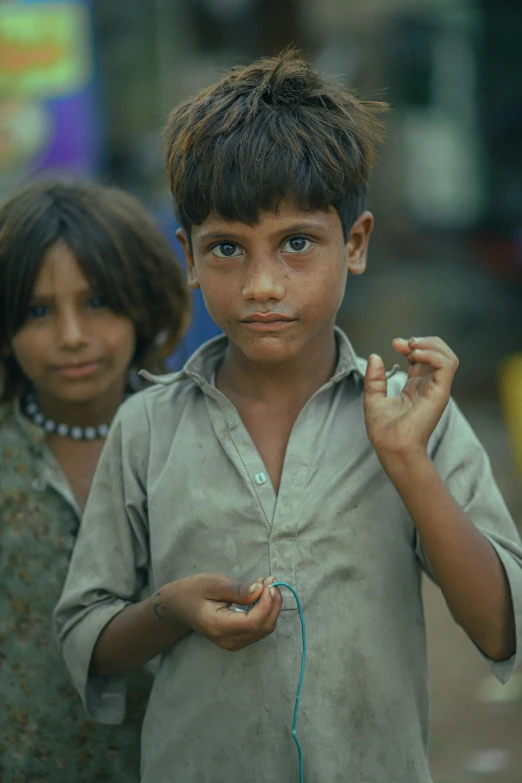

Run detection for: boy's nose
[[242, 256, 285, 302]]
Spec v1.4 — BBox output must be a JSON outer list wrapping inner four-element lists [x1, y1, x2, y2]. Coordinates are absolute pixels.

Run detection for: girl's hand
[[154, 573, 282, 652], [363, 336, 459, 464]]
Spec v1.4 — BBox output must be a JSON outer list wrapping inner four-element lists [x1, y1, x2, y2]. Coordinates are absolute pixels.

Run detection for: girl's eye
[[283, 236, 312, 253], [27, 304, 49, 320], [87, 296, 107, 309], [212, 242, 241, 258]]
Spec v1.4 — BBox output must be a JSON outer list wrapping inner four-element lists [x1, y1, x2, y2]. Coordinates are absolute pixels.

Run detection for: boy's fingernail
[[269, 586, 277, 597], [249, 582, 262, 593]]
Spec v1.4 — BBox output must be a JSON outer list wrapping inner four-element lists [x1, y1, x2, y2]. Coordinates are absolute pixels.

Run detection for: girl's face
[[11, 240, 136, 410]]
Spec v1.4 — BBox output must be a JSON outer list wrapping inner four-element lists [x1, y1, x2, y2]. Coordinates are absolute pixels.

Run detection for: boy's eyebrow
[[196, 221, 329, 244], [276, 221, 330, 235], [195, 231, 238, 244]]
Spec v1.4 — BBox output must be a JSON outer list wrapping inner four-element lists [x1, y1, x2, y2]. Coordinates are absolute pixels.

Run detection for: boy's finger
[[264, 584, 283, 627], [407, 348, 458, 372], [364, 354, 387, 400], [392, 337, 411, 354], [204, 573, 265, 606], [408, 336, 457, 360], [213, 584, 281, 640], [242, 584, 275, 625], [395, 338, 459, 375]]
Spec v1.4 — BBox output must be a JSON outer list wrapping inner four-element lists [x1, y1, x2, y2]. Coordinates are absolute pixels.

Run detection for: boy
[[54, 51, 522, 782]]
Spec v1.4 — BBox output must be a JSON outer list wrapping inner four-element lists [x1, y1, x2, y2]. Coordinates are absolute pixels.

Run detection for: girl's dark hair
[[0, 181, 190, 401], [164, 48, 387, 239]]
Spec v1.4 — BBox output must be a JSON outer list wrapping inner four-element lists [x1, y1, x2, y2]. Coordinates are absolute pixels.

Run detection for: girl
[[0, 181, 190, 781]]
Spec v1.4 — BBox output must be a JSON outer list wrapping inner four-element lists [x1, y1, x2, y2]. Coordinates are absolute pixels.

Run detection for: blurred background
[[1, 0, 521, 779]]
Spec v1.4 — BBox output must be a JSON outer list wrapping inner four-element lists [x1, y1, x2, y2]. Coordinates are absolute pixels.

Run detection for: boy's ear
[[347, 211, 373, 276], [176, 228, 200, 290]]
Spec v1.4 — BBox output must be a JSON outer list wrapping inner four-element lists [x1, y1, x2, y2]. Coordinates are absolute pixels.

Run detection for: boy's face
[[178, 202, 372, 365]]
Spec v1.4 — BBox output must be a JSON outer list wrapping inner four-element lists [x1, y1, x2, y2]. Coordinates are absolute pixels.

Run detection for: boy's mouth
[[240, 313, 297, 332]]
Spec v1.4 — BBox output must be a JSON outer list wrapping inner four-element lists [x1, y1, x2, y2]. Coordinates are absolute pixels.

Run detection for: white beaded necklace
[[24, 393, 111, 441]]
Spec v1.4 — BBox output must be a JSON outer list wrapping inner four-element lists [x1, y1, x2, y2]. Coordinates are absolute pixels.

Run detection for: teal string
[[271, 581, 306, 783]]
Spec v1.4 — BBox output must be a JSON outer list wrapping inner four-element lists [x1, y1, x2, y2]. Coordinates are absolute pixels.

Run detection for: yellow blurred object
[[498, 353, 522, 478]]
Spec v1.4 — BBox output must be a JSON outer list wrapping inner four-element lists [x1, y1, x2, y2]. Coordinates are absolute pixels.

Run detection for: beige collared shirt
[[54, 328, 522, 783]]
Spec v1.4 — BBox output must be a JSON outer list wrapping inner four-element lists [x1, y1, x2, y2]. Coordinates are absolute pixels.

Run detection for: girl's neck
[[31, 380, 127, 429]]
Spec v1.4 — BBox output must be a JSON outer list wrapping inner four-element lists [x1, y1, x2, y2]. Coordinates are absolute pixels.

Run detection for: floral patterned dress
[[0, 401, 150, 782]]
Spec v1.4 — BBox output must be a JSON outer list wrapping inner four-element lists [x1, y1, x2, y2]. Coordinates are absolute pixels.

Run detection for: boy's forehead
[[192, 203, 339, 240]]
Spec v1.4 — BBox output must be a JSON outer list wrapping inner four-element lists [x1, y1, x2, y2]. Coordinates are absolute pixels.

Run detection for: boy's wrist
[[151, 579, 192, 630], [377, 446, 432, 481]]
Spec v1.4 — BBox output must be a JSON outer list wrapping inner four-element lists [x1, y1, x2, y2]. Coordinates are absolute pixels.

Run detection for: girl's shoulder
[[0, 400, 19, 436], [0, 399, 39, 472]]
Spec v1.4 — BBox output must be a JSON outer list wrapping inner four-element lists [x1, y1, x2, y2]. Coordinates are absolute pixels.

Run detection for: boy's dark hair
[[0, 181, 190, 402], [164, 49, 387, 239]]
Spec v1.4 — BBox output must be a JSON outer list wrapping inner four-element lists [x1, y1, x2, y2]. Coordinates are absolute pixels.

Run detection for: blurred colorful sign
[[0, 0, 99, 192], [0, 3, 91, 98]]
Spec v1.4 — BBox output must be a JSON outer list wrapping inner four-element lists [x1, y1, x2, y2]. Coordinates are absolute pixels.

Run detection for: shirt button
[[227, 417, 238, 430], [254, 472, 267, 485]]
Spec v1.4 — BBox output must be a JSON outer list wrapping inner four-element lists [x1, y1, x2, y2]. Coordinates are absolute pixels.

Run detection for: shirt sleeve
[[53, 393, 151, 724], [415, 397, 522, 684]]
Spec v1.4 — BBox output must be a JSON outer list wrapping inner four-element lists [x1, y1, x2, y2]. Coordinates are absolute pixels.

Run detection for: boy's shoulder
[[118, 372, 197, 421], [118, 334, 228, 426], [114, 369, 208, 450]]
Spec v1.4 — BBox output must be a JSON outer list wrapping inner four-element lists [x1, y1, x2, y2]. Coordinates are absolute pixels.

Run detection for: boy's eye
[[212, 242, 241, 258], [87, 296, 107, 309], [27, 304, 49, 320], [283, 236, 312, 253]]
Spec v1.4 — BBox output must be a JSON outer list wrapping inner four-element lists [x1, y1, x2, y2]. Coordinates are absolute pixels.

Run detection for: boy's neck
[[216, 329, 338, 407]]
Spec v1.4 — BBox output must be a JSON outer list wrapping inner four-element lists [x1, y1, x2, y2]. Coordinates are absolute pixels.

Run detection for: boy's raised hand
[[363, 336, 459, 464], [155, 573, 282, 652]]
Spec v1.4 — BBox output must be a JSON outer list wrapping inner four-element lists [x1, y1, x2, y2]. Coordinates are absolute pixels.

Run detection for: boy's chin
[[233, 336, 303, 365]]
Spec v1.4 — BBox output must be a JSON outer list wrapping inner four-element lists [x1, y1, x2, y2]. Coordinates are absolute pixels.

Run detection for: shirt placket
[[267, 389, 336, 609], [30, 446, 81, 541], [43, 459, 81, 520], [203, 380, 338, 610], [202, 386, 277, 528]]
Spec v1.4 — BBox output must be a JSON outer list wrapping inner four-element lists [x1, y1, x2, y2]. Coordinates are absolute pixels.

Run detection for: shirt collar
[[140, 326, 363, 388], [9, 398, 82, 518], [12, 397, 47, 452]]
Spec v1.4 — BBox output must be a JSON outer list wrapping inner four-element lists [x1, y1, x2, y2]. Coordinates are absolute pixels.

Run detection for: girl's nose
[[56, 311, 88, 349]]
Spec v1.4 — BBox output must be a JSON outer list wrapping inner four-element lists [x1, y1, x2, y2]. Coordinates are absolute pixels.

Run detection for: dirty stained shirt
[[54, 329, 522, 783], [0, 401, 149, 782]]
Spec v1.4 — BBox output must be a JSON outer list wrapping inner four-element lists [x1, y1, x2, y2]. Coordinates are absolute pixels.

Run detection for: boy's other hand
[[157, 573, 282, 652], [363, 336, 459, 465]]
